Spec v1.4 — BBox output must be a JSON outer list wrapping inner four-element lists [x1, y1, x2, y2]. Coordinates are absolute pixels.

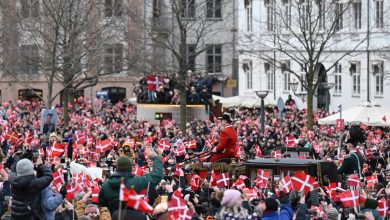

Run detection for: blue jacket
[[362, 209, 383, 220], [41, 187, 63, 220], [262, 203, 293, 220]]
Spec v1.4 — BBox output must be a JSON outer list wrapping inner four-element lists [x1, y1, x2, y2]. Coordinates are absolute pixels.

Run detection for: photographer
[[41, 185, 67, 220]]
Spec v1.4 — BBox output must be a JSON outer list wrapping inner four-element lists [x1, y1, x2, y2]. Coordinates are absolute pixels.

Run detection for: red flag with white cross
[[291, 172, 315, 194]]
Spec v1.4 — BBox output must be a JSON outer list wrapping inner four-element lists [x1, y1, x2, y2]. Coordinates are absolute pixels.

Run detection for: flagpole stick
[[118, 199, 123, 220], [146, 181, 150, 199]]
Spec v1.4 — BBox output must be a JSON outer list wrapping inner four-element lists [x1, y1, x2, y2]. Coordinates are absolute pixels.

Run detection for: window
[[21, 0, 39, 18], [300, 74, 307, 93], [350, 62, 360, 95], [299, 0, 309, 30], [335, 3, 343, 31], [373, 62, 384, 95], [375, 0, 384, 29], [265, 63, 274, 91], [318, 1, 325, 30], [20, 45, 39, 74], [353, 2, 361, 29], [334, 63, 342, 94], [245, 0, 253, 32], [181, 0, 195, 18], [206, 45, 222, 73], [104, 44, 123, 73], [153, 0, 161, 17], [207, 0, 222, 19], [282, 62, 290, 91], [283, 0, 292, 28], [243, 61, 253, 89], [186, 44, 196, 71], [105, 0, 122, 17], [265, 0, 274, 31]]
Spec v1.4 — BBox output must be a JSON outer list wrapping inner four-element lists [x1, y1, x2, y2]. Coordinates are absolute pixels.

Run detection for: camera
[[306, 209, 317, 215], [355, 213, 365, 220]]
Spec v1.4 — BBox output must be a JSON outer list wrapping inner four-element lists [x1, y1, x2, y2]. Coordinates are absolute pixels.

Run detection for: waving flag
[[291, 172, 315, 194], [173, 146, 186, 156], [366, 175, 378, 186], [243, 188, 259, 200], [378, 197, 388, 217], [52, 142, 67, 157], [216, 172, 230, 188], [158, 139, 171, 151], [347, 174, 361, 187], [184, 140, 197, 149], [255, 145, 263, 157], [339, 190, 359, 208], [96, 139, 112, 153], [231, 178, 246, 190], [5, 130, 19, 143], [279, 176, 293, 194]]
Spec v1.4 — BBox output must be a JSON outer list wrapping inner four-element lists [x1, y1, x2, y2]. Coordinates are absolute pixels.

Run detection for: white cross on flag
[[52, 141, 67, 157], [158, 139, 171, 151], [279, 176, 293, 194], [286, 135, 295, 147], [173, 146, 186, 156], [96, 139, 112, 153], [347, 174, 361, 187], [366, 175, 378, 186], [216, 172, 230, 188], [232, 178, 247, 190], [184, 140, 197, 149], [255, 145, 263, 157], [339, 190, 359, 208], [243, 188, 259, 200], [271, 150, 282, 159], [291, 172, 315, 195], [256, 169, 269, 188], [378, 197, 389, 217]]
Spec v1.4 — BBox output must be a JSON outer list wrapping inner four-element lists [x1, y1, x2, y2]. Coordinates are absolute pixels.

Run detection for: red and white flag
[[173, 146, 186, 156], [96, 139, 112, 153], [157, 139, 171, 151], [291, 172, 315, 194], [286, 135, 295, 148], [325, 183, 337, 201], [271, 150, 282, 159], [5, 130, 19, 143], [255, 145, 263, 157], [377, 197, 388, 217], [347, 174, 361, 187], [189, 174, 203, 191], [256, 169, 269, 188], [91, 186, 100, 203], [184, 140, 197, 149], [75, 133, 86, 145], [133, 163, 145, 176], [279, 176, 293, 194], [339, 190, 359, 208], [52, 170, 64, 186], [127, 188, 153, 214], [366, 175, 378, 186], [243, 188, 259, 200], [168, 190, 192, 220], [231, 178, 246, 190], [52, 141, 67, 157], [216, 172, 230, 188]]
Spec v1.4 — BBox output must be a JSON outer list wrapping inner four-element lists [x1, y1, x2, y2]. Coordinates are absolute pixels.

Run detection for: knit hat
[[116, 155, 132, 172], [325, 208, 339, 220], [364, 198, 378, 210], [16, 159, 34, 176], [220, 189, 242, 208], [264, 198, 279, 212]]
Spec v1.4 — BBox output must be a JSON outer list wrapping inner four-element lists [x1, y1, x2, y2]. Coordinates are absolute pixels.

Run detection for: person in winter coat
[[361, 198, 383, 220], [259, 197, 293, 220], [75, 189, 110, 220], [98, 147, 163, 214], [41, 185, 67, 220], [215, 189, 259, 220], [11, 156, 53, 220]]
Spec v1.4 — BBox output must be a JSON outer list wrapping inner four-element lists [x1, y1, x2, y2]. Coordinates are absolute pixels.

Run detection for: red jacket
[[216, 125, 238, 156]]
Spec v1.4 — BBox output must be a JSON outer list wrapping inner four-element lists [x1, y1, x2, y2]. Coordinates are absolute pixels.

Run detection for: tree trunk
[[306, 84, 314, 130], [47, 76, 54, 109], [63, 87, 70, 127], [179, 72, 187, 133], [69, 90, 75, 111]]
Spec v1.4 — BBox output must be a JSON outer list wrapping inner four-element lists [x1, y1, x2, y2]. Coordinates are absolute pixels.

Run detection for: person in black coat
[[11, 157, 53, 220]]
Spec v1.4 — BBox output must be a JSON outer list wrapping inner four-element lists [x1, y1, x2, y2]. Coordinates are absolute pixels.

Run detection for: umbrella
[[318, 102, 390, 126], [219, 92, 276, 108]]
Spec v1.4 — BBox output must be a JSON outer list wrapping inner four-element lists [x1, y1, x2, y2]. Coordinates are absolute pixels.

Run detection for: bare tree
[[0, 0, 143, 125], [144, 0, 233, 132], [241, 0, 369, 129]]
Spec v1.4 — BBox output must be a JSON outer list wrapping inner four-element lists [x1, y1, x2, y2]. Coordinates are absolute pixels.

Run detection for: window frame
[[104, 43, 123, 74], [373, 62, 384, 96], [375, 0, 384, 29], [283, 0, 292, 29], [104, 0, 123, 18], [353, 2, 361, 29], [335, 3, 344, 31], [334, 63, 342, 94], [206, 44, 222, 74], [244, 60, 253, 90], [186, 44, 196, 72], [181, 0, 196, 19], [20, 44, 40, 75], [207, 0, 222, 19], [20, 0, 39, 19], [245, 0, 253, 32], [350, 62, 361, 95], [265, 63, 274, 91], [266, 0, 274, 32], [318, 1, 326, 30]]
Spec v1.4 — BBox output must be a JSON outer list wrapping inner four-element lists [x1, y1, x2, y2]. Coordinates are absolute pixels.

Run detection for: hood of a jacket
[[12, 175, 34, 190]]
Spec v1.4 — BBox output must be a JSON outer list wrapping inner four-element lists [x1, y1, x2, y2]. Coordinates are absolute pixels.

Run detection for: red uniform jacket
[[209, 125, 238, 162]]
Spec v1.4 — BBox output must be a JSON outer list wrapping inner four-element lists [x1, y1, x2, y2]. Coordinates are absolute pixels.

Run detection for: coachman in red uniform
[[209, 113, 238, 162]]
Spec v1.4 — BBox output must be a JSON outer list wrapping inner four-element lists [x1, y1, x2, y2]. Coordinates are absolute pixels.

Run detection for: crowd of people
[[134, 72, 216, 108], [0, 94, 388, 220]]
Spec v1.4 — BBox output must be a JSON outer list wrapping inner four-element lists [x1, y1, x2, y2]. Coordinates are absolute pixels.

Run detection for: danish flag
[[96, 139, 112, 153], [378, 197, 388, 217], [291, 172, 315, 194], [133, 163, 145, 176], [366, 175, 378, 186], [52, 141, 67, 157], [243, 188, 259, 200], [216, 172, 230, 188], [210, 170, 218, 186], [168, 190, 193, 220], [325, 183, 337, 200], [52, 170, 64, 186], [5, 130, 19, 143], [184, 140, 197, 149], [157, 139, 171, 151], [91, 186, 100, 203], [279, 176, 293, 194], [286, 135, 295, 148], [255, 145, 263, 157], [189, 174, 203, 191], [25, 131, 33, 144], [127, 188, 153, 214], [257, 169, 269, 187], [271, 150, 282, 159], [75, 133, 86, 145], [347, 174, 361, 187], [173, 146, 186, 156], [231, 178, 246, 190], [339, 190, 359, 208]]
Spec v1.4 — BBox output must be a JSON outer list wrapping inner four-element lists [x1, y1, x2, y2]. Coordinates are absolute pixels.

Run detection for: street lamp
[[289, 78, 307, 100], [255, 90, 269, 135]]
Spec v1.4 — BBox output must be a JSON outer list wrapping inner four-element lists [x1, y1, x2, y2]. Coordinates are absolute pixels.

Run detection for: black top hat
[[220, 113, 232, 124]]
